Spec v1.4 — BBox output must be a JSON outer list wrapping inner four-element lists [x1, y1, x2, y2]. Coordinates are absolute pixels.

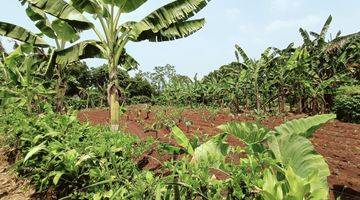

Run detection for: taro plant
[[160, 114, 335, 199], [219, 114, 336, 199]]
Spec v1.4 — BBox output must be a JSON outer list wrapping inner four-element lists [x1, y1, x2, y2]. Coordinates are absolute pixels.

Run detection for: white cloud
[[269, 0, 304, 11], [265, 14, 323, 32]]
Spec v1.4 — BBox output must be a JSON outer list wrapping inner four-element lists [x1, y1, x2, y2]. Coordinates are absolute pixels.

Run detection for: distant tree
[[65, 62, 91, 97], [150, 64, 177, 92], [129, 72, 155, 99]]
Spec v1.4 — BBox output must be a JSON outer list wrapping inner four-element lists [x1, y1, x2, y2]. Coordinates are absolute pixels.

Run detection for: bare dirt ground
[[0, 148, 33, 200], [78, 105, 360, 200]]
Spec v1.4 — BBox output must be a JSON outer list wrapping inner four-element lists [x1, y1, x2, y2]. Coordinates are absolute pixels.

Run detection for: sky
[[1, 0, 360, 77]]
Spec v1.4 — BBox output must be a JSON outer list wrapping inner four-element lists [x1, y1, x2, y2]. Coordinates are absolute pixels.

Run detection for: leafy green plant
[[0, 106, 151, 199], [333, 86, 360, 123], [220, 114, 336, 199], [0, 44, 53, 112]]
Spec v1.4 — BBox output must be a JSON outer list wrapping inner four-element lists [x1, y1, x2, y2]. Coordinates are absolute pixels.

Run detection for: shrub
[[333, 86, 360, 123]]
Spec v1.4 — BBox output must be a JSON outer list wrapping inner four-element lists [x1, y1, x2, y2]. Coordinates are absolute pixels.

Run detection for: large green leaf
[[25, 5, 46, 21], [54, 40, 103, 65], [283, 167, 312, 199], [267, 134, 330, 199], [35, 19, 56, 39], [25, 5, 57, 39], [299, 28, 311, 46], [218, 122, 271, 145], [191, 133, 229, 168], [99, 0, 148, 13], [261, 169, 284, 200], [24, 141, 47, 162], [0, 21, 48, 47], [274, 114, 336, 138], [51, 19, 79, 41], [319, 15, 332, 39], [120, 0, 148, 13], [71, 0, 102, 14], [171, 126, 194, 155], [53, 40, 138, 70], [120, 52, 139, 71], [24, 0, 93, 30], [25, 5, 80, 41], [130, 0, 210, 38], [134, 19, 205, 42], [235, 44, 251, 64]]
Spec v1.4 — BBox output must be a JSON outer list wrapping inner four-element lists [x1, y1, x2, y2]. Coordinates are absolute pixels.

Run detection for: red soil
[[77, 105, 360, 200]]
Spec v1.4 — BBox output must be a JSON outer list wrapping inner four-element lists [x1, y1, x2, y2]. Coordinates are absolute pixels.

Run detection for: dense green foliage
[[0, 103, 334, 199], [0, 107, 149, 199], [0, 1, 358, 199], [333, 85, 360, 123], [150, 17, 360, 115], [64, 64, 155, 109]]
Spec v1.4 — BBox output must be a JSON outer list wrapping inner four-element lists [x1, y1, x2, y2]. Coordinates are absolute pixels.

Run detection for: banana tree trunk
[[108, 60, 121, 131], [298, 96, 303, 113], [278, 85, 285, 113], [255, 86, 261, 111], [243, 88, 249, 111], [311, 95, 318, 114], [55, 65, 67, 113]]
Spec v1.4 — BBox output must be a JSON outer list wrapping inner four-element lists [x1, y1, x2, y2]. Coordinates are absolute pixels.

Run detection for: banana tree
[[235, 45, 276, 111], [44, 0, 211, 130], [0, 0, 96, 112], [234, 45, 253, 110], [269, 44, 307, 113], [0, 44, 53, 112], [297, 15, 358, 112]]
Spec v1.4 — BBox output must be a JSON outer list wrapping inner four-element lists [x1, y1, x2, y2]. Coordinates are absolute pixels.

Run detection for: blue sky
[[1, 0, 360, 77]]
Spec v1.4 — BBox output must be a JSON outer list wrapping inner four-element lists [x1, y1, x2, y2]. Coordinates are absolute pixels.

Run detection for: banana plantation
[[0, 0, 359, 200]]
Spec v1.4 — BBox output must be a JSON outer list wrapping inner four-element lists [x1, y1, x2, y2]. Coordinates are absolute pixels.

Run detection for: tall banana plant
[[297, 15, 358, 112], [0, 44, 53, 112], [269, 44, 309, 113], [235, 45, 276, 111], [48, 0, 211, 130]]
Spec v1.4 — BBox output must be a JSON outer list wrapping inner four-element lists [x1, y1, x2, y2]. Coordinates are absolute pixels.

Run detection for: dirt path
[[0, 148, 33, 200], [78, 106, 360, 200]]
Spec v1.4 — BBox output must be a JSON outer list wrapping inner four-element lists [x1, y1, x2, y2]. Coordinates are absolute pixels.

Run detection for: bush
[[333, 94, 360, 123], [333, 85, 360, 123]]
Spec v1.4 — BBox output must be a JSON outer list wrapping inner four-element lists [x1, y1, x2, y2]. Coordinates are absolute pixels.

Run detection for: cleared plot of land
[[78, 105, 360, 200]]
